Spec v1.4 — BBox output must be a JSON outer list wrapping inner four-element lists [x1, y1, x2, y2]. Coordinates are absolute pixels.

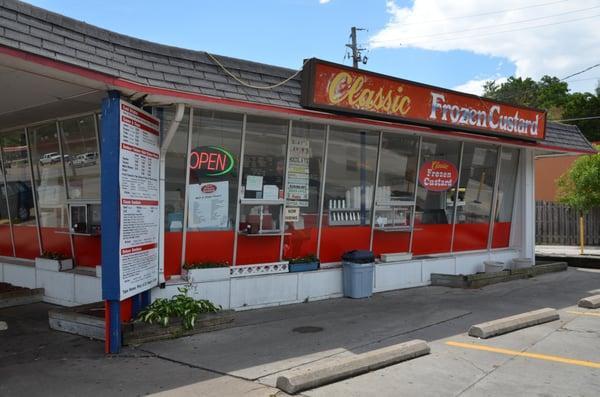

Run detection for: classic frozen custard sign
[[301, 58, 546, 141], [418, 160, 459, 191]]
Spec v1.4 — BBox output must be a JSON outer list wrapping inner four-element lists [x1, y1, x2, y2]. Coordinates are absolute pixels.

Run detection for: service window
[[492, 147, 520, 248]]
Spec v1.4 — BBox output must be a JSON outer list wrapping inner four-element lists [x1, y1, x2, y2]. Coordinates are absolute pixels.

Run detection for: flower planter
[[35, 257, 73, 272], [289, 261, 320, 273], [182, 267, 230, 283]]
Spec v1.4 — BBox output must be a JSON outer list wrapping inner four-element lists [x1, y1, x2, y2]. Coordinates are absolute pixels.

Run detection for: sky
[[24, 0, 600, 95]]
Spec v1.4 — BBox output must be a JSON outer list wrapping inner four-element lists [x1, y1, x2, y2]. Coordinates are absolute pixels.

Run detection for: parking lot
[[1, 267, 600, 396]]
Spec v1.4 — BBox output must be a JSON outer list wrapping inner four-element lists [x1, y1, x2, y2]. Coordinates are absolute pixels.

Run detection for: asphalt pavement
[[1, 266, 600, 396]]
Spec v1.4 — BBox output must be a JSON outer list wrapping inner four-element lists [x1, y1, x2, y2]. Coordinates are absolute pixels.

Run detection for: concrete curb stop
[[578, 295, 600, 309], [468, 308, 559, 339], [275, 339, 430, 394]]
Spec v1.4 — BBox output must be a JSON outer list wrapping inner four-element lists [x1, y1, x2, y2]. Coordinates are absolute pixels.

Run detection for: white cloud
[[453, 76, 508, 96], [370, 0, 600, 92], [319, 0, 331, 3]]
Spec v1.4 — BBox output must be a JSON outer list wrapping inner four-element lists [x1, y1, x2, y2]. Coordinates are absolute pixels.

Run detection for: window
[[186, 110, 243, 265], [372, 132, 420, 255], [162, 107, 190, 276], [412, 138, 461, 255], [492, 147, 520, 248], [60, 115, 100, 200], [319, 128, 379, 263], [283, 122, 326, 260], [0, 130, 39, 259], [28, 122, 71, 256], [0, 149, 13, 256], [236, 116, 289, 265], [453, 143, 498, 252]]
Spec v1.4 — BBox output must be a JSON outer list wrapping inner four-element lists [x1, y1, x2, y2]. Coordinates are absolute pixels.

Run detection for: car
[[39, 152, 61, 165], [72, 152, 98, 168]]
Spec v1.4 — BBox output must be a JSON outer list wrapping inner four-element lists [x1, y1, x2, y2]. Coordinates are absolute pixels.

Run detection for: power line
[[398, 13, 600, 46], [371, 4, 600, 45], [553, 115, 600, 122], [397, 0, 571, 27], [561, 63, 600, 81]]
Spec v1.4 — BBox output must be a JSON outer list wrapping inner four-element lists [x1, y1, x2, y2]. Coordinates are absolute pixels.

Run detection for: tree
[[482, 75, 600, 141], [556, 146, 600, 254]]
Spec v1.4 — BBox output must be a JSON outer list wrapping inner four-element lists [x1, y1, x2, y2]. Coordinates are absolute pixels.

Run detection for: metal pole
[[280, 120, 293, 260], [369, 131, 383, 251], [232, 114, 247, 266], [487, 147, 502, 250], [408, 136, 423, 254], [450, 142, 465, 253], [180, 108, 193, 268], [316, 126, 329, 259], [0, 144, 16, 257]]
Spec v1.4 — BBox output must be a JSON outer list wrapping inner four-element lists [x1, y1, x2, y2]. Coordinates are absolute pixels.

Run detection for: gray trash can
[[342, 250, 375, 299]]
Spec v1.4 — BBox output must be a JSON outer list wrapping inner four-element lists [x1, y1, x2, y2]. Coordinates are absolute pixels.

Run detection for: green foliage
[[40, 251, 70, 260], [483, 75, 600, 141], [287, 254, 319, 264], [183, 261, 229, 270], [137, 287, 220, 330], [556, 146, 600, 213]]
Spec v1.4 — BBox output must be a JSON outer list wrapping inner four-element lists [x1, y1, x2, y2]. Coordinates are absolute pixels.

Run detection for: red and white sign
[[118, 101, 160, 300], [301, 59, 546, 141], [418, 160, 459, 191]]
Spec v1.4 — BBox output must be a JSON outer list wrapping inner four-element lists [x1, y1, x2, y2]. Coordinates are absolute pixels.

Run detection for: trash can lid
[[341, 250, 375, 264]]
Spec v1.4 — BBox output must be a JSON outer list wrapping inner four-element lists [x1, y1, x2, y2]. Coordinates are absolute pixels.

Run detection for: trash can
[[342, 250, 375, 299]]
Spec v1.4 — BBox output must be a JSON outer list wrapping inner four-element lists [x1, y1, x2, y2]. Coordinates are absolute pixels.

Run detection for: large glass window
[[236, 116, 289, 265], [452, 143, 498, 252], [0, 130, 39, 259], [412, 138, 461, 255], [372, 132, 420, 256], [492, 147, 520, 248], [162, 108, 190, 277], [0, 150, 13, 256], [28, 123, 71, 256], [186, 110, 242, 265], [320, 128, 379, 263], [283, 122, 326, 260], [61, 115, 100, 200]]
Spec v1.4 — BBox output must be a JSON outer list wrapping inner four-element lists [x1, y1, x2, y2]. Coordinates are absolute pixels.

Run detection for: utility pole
[[346, 26, 367, 69]]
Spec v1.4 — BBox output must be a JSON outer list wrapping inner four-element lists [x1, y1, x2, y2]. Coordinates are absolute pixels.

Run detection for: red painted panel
[[453, 223, 490, 252], [185, 230, 234, 265], [120, 298, 132, 322], [164, 232, 183, 278], [236, 234, 281, 265], [411, 224, 453, 255], [319, 225, 371, 263], [13, 225, 39, 259], [73, 236, 101, 267], [0, 225, 12, 256], [40, 227, 72, 256], [284, 228, 318, 260], [372, 231, 410, 256], [492, 222, 512, 248]]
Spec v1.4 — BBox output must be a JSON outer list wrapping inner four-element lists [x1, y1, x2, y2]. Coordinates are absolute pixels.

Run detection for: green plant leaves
[[136, 287, 220, 331]]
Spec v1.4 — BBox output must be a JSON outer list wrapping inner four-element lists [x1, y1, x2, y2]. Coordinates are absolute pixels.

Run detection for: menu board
[[188, 181, 229, 229], [118, 101, 160, 299], [286, 137, 310, 205]]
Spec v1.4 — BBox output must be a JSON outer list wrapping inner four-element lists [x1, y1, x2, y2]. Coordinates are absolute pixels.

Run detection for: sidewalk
[[536, 245, 600, 256], [2, 267, 600, 396]]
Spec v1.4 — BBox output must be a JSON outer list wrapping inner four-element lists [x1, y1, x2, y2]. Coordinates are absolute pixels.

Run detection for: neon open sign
[[189, 146, 235, 177]]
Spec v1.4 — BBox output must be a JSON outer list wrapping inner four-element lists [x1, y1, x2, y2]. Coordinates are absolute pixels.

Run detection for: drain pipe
[[158, 103, 185, 285]]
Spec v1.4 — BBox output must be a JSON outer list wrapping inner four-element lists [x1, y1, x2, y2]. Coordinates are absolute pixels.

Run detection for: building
[[0, 0, 596, 351]]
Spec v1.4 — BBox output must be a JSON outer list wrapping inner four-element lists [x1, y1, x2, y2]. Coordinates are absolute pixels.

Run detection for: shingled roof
[[0, 0, 596, 153]]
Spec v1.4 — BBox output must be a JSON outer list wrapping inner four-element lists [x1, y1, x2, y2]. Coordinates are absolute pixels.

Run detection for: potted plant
[[182, 261, 230, 283], [35, 251, 73, 272], [288, 254, 320, 273]]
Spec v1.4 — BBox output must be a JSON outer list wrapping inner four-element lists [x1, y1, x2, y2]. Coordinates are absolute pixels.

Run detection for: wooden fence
[[536, 201, 600, 245]]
